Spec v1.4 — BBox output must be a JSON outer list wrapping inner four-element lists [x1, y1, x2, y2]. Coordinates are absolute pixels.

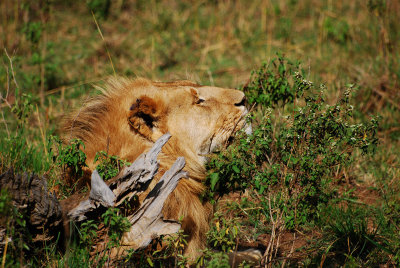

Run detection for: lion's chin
[[197, 110, 252, 162], [198, 122, 252, 160]]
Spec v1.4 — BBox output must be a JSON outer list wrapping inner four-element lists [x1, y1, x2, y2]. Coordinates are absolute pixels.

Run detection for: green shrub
[[102, 207, 131, 246], [122, 229, 189, 267], [78, 220, 98, 247], [243, 54, 309, 109], [56, 138, 87, 178], [22, 21, 43, 45], [93, 151, 130, 181], [207, 212, 240, 252], [201, 251, 230, 268], [206, 55, 379, 229]]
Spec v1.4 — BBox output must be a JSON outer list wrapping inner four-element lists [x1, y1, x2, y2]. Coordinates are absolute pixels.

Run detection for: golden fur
[[63, 77, 248, 260]]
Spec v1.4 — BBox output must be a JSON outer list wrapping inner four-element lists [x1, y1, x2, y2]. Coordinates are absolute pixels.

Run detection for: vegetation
[[1, 0, 399, 266]]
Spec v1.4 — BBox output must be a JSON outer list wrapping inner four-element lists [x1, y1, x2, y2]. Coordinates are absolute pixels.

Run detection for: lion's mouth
[[212, 112, 252, 153], [226, 135, 235, 146], [198, 110, 252, 159], [224, 120, 252, 148], [224, 109, 252, 146]]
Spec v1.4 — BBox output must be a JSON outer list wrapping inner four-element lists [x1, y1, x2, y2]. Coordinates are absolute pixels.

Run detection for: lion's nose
[[234, 96, 246, 107]]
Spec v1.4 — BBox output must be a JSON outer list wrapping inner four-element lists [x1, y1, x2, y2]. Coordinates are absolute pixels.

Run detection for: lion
[[62, 77, 250, 260]]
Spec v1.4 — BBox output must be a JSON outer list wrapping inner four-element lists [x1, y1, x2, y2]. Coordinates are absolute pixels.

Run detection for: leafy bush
[[22, 22, 43, 45], [207, 212, 240, 252], [206, 55, 379, 229], [102, 207, 131, 246], [244, 54, 308, 108], [200, 251, 230, 268], [11, 93, 34, 123], [78, 220, 98, 247], [94, 151, 130, 181], [56, 138, 87, 178]]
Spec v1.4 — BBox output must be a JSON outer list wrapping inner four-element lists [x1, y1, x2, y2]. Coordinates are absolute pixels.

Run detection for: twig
[[281, 233, 296, 267], [3, 48, 19, 91], [207, 70, 215, 86], [261, 193, 285, 268], [1, 111, 10, 139], [91, 10, 116, 76], [44, 77, 106, 96], [1, 235, 8, 268], [5, 63, 9, 99], [39, 8, 47, 107], [262, 195, 275, 267], [36, 105, 48, 156], [0, 61, 12, 109]]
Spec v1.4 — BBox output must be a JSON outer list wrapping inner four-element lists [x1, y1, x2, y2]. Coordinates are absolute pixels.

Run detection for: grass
[[1, 0, 399, 266]]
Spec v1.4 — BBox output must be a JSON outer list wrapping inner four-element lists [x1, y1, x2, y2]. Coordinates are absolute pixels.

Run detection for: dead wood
[[0, 169, 63, 243], [121, 156, 186, 249], [67, 133, 173, 222], [0, 133, 185, 256]]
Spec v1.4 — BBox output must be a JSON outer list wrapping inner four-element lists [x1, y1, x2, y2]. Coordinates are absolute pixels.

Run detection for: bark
[[0, 169, 63, 243]]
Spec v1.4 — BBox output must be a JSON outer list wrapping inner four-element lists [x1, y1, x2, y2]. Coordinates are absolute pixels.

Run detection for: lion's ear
[[190, 87, 205, 105], [128, 96, 164, 141]]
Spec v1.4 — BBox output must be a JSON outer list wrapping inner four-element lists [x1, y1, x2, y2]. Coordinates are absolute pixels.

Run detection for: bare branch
[[3, 49, 19, 91]]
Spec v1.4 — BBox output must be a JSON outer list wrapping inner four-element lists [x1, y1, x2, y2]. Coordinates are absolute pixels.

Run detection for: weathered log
[[0, 169, 63, 243], [0, 133, 185, 256], [121, 156, 186, 249], [67, 133, 173, 221], [110, 132, 171, 206]]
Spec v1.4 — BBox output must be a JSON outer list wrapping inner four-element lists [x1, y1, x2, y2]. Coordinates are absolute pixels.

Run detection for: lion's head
[[63, 77, 250, 259], [127, 80, 250, 163], [64, 78, 250, 173]]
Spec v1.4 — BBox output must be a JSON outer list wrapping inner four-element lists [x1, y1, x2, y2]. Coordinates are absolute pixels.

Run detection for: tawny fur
[[62, 77, 247, 260]]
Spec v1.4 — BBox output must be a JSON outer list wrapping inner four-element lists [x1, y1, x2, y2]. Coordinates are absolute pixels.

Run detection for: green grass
[[1, 0, 399, 266]]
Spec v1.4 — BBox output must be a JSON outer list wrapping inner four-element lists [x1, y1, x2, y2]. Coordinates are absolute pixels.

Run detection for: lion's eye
[[195, 98, 205, 105]]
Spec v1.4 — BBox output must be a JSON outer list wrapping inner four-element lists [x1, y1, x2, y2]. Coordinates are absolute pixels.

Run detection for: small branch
[[3, 49, 19, 92], [1, 54, 13, 109], [1, 111, 10, 139], [1, 234, 8, 268], [5, 63, 9, 99], [91, 11, 116, 76], [35, 105, 48, 156]]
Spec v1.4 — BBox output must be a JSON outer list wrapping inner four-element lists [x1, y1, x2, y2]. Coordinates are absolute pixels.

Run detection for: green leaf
[[210, 173, 219, 191], [232, 165, 240, 173], [147, 257, 154, 267]]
